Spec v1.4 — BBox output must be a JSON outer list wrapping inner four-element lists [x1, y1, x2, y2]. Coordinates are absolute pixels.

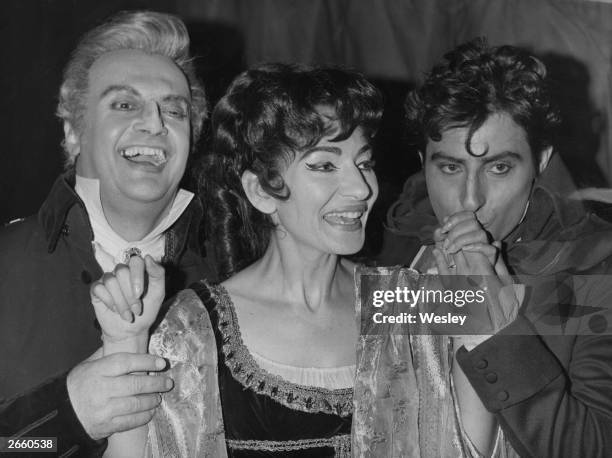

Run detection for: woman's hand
[[431, 212, 519, 340], [90, 255, 165, 349], [432, 211, 496, 273]]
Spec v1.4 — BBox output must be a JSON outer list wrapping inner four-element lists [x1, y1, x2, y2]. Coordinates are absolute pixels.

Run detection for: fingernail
[[134, 284, 142, 296], [157, 393, 162, 404], [131, 302, 141, 316], [443, 239, 450, 250], [165, 378, 174, 390], [121, 310, 133, 322], [155, 358, 166, 370]]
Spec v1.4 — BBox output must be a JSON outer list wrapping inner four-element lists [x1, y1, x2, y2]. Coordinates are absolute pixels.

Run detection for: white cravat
[[75, 176, 194, 273]]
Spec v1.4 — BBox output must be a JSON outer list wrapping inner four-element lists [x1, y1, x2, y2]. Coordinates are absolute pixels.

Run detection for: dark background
[[3, 0, 612, 253]]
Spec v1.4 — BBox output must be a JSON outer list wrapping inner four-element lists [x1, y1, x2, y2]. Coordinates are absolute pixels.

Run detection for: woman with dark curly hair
[[90, 63, 383, 457]]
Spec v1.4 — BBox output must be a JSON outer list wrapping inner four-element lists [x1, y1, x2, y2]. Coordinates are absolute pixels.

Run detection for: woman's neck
[[250, 232, 350, 313]]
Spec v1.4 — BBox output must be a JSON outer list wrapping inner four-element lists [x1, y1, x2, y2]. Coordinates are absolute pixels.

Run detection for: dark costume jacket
[[379, 170, 612, 457], [0, 172, 215, 456]]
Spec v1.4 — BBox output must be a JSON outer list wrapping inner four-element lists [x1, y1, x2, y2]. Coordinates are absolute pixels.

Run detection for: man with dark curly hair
[[378, 38, 612, 456], [0, 11, 214, 455]]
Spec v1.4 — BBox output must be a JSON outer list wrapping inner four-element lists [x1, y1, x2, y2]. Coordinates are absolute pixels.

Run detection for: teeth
[[323, 210, 366, 226], [325, 211, 363, 219], [120, 147, 166, 165]]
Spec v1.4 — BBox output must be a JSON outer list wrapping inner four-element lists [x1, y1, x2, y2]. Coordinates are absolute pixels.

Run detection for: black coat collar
[[37, 170, 203, 263]]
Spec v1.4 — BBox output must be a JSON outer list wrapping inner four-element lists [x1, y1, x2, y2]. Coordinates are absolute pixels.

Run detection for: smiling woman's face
[[424, 112, 547, 241], [272, 126, 378, 255]]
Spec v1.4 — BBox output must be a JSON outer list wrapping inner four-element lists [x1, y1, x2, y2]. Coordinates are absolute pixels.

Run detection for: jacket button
[[81, 270, 93, 284], [475, 359, 488, 369], [497, 390, 509, 401], [485, 372, 498, 383]]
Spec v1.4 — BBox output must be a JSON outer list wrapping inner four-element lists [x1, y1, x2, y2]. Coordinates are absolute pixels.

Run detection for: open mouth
[[323, 210, 365, 226], [119, 146, 167, 167]]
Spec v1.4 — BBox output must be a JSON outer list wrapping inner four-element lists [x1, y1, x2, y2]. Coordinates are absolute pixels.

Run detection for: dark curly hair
[[405, 37, 561, 159], [200, 63, 383, 280]]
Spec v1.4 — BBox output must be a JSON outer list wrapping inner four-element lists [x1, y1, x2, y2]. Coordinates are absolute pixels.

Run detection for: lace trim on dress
[[227, 434, 351, 457], [251, 350, 355, 389], [209, 283, 354, 417]]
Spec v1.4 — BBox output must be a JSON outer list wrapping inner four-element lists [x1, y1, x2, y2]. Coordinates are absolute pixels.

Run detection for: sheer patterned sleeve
[[146, 289, 227, 458]]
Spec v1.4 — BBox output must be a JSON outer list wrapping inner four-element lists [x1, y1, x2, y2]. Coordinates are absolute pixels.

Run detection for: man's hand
[[431, 211, 519, 341], [67, 349, 173, 440], [90, 255, 165, 344], [433, 211, 497, 271]]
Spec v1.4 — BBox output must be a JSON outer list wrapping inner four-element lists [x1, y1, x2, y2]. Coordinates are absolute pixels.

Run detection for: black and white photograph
[[1, 1, 612, 456]]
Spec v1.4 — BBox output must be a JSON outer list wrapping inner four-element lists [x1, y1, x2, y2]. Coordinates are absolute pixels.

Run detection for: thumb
[[144, 255, 165, 281], [144, 255, 165, 304]]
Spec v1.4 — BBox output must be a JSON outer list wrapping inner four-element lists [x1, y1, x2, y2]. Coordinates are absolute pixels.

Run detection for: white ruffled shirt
[[75, 176, 194, 273]]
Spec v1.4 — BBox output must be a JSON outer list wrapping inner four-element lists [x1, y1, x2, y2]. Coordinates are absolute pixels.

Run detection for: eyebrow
[[161, 94, 191, 106], [100, 85, 139, 99], [300, 143, 372, 160], [99, 85, 191, 106], [429, 151, 524, 164]]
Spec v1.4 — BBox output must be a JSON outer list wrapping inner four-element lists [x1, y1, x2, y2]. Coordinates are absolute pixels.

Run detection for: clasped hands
[[430, 211, 520, 346], [90, 255, 166, 349], [67, 255, 169, 440]]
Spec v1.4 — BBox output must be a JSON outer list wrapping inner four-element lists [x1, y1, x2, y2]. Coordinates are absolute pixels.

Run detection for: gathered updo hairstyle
[[405, 37, 560, 159], [201, 63, 383, 280]]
